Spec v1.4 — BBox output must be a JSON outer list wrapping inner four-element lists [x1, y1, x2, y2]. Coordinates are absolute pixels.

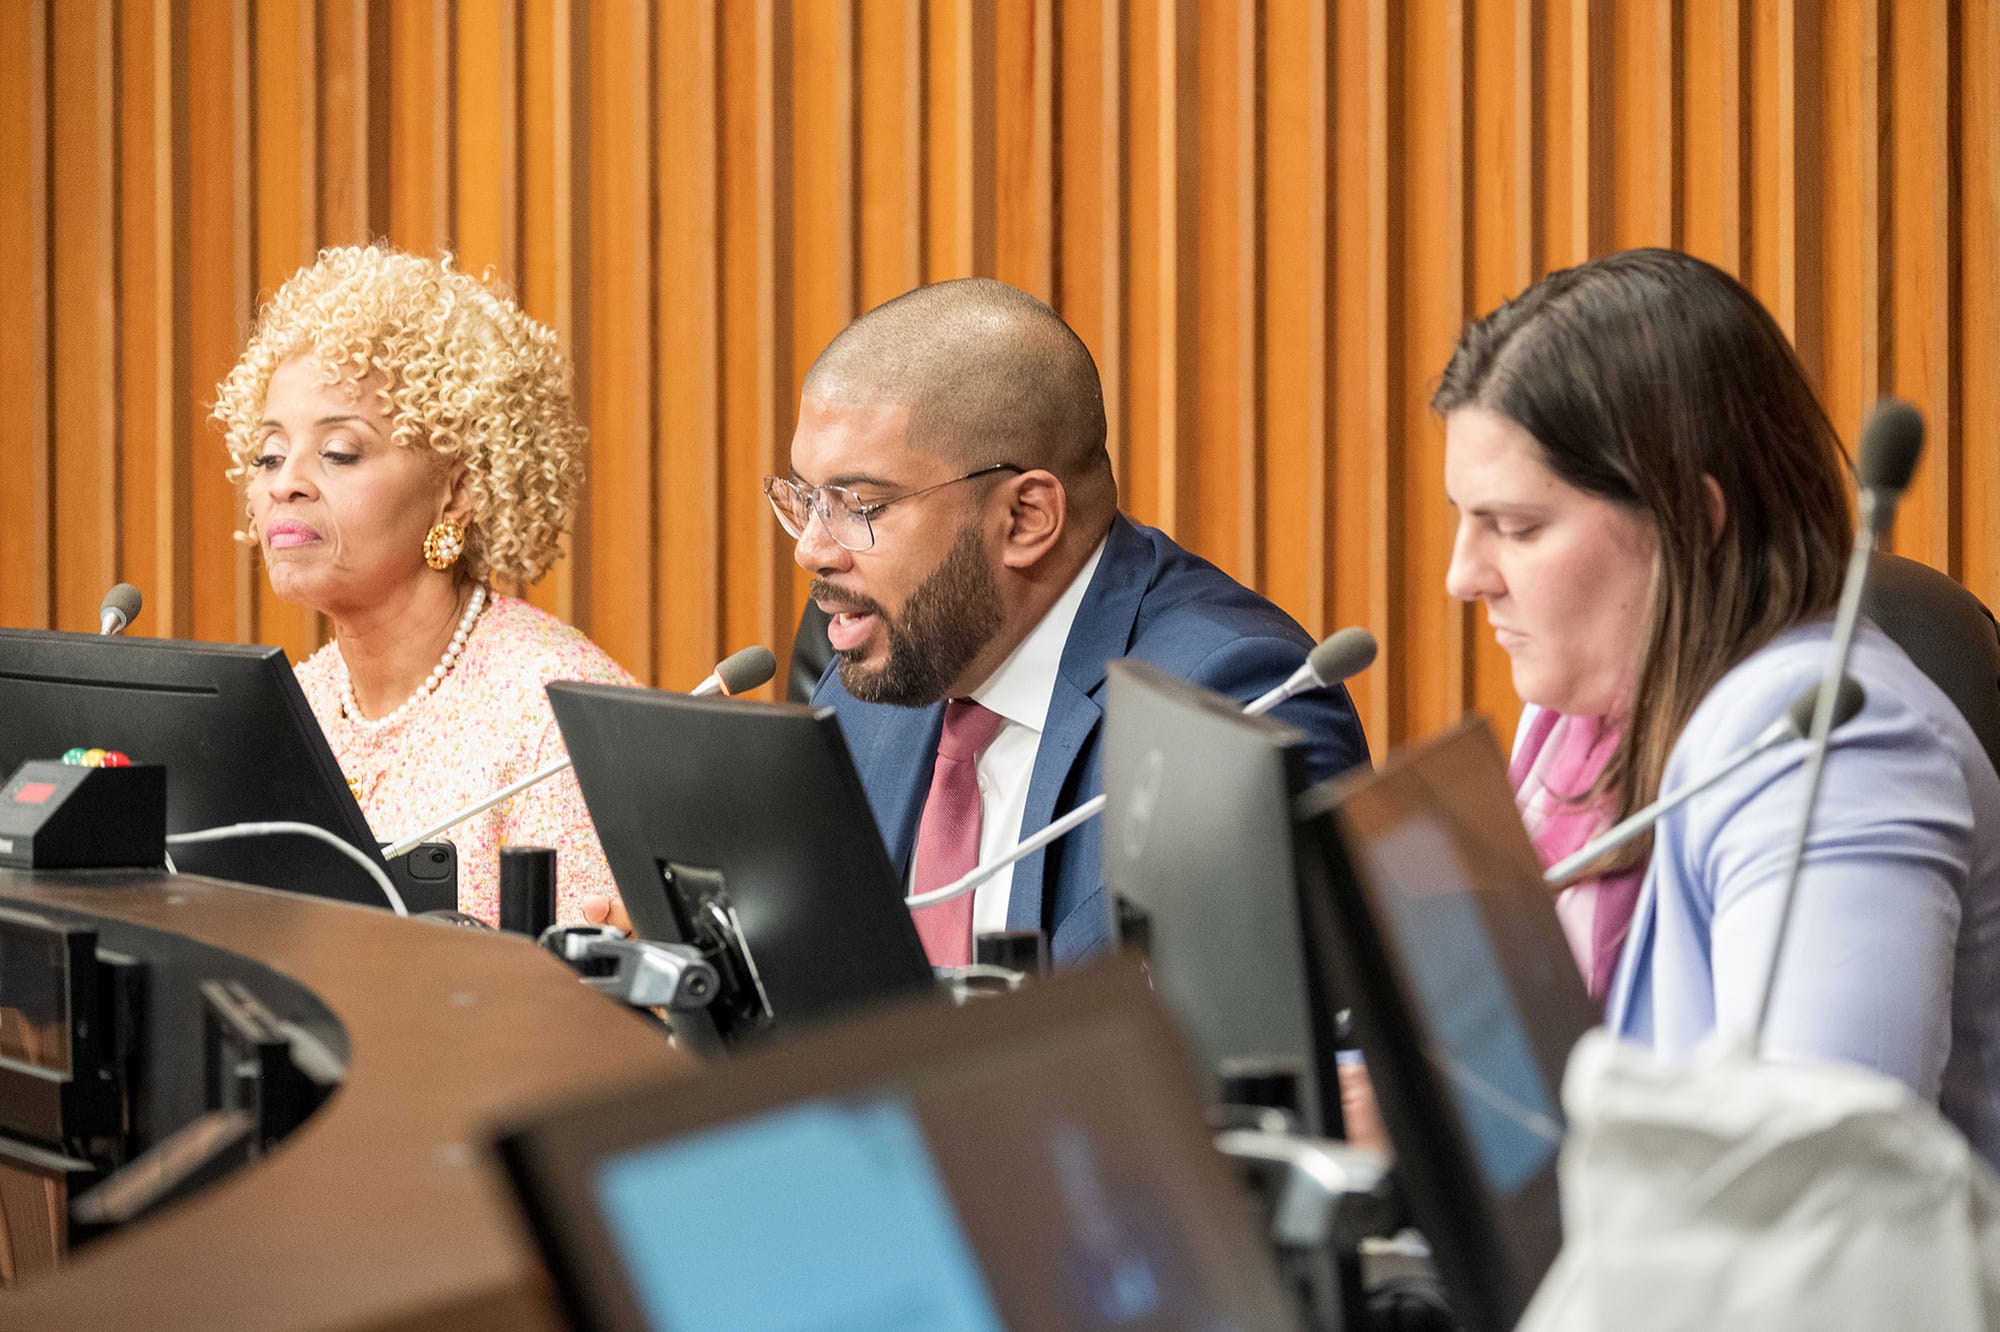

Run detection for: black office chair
[[1862, 551, 2000, 781], [787, 602, 835, 703]]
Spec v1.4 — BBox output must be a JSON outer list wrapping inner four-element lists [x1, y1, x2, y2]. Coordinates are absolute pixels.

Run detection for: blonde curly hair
[[213, 244, 585, 586]]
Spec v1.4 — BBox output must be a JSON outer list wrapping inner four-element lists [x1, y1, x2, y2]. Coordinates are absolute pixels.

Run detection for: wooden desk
[[0, 869, 689, 1331]]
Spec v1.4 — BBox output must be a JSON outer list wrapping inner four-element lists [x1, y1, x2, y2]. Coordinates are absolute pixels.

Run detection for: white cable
[[167, 821, 409, 916]]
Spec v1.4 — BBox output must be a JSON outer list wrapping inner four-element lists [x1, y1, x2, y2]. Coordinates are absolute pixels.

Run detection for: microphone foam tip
[[1858, 399, 1924, 494]]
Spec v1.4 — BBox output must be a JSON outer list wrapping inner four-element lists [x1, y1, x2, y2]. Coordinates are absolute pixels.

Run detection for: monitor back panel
[[548, 681, 934, 1041], [1297, 716, 1597, 1332], [1101, 658, 1339, 1135], [0, 630, 386, 904]]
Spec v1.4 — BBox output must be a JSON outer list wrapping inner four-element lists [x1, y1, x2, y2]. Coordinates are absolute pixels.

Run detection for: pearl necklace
[[338, 584, 487, 732]]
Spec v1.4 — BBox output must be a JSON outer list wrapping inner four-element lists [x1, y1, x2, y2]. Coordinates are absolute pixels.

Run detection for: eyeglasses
[[762, 463, 1023, 552]]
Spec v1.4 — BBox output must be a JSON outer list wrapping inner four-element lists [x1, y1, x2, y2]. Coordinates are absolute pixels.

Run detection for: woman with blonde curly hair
[[215, 243, 634, 926]]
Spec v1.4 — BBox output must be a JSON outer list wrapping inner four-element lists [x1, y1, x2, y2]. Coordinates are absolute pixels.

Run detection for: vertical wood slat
[[583, 0, 653, 679], [387, 0, 451, 254], [518, 0, 582, 623], [1679, 0, 1745, 273], [856, 0, 924, 308], [992, 0, 1053, 299], [183, 0, 252, 647], [50, 0, 119, 635], [1886, 0, 1954, 572], [454, 0, 522, 284], [656, 0, 721, 689], [1960, 0, 2000, 602], [1192, 0, 1257, 587], [1816, 0, 1884, 460], [0, 0, 53, 632], [117, 0, 189, 638], [249, 0, 319, 662], [1262, 0, 1329, 630], [317, 0, 386, 245]]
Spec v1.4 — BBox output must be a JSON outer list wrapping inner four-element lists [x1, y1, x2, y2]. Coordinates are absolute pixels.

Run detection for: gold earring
[[423, 520, 466, 571]]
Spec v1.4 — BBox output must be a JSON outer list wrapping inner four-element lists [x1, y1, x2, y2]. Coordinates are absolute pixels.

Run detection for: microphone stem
[[1749, 503, 1880, 1052], [1543, 721, 1791, 885], [381, 755, 572, 859], [905, 793, 1109, 910]]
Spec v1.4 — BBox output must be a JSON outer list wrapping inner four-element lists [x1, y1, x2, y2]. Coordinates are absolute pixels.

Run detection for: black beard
[[819, 520, 1004, 707]]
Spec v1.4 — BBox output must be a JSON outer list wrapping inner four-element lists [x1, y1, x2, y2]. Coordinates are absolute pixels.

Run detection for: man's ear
[[999, 469, 1066, 570]]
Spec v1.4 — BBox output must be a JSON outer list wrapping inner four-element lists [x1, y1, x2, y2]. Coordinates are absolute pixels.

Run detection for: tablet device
[[1294, 716, 1596, 1332], [497, 959, 1301, 1332]]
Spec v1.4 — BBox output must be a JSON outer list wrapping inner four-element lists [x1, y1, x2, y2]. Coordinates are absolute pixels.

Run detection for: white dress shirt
[[940, 538, 1108, 937]]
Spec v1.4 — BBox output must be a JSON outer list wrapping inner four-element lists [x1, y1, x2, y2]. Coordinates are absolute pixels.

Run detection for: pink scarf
[[1510, 708, 1646, 1008]]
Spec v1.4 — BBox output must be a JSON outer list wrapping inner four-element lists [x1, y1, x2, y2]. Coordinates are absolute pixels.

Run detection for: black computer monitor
[[1294, 716, 1597, 1332], [1100, 659, 1345, 1138], [496, 959, 1301, 1332], [0, 628, 417, 908], [546, 681, 936, 1052]]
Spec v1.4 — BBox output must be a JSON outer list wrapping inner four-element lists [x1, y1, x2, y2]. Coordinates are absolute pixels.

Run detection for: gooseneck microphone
[[98, 583, 143, 636], [1245, 627, 1378, 718], [1543, 678, 1866, 886], [378, 645, 777, 860], [692, 644, 780, 698], [904, 627, 1380, 911], [1750, 398, 1923, 1049]]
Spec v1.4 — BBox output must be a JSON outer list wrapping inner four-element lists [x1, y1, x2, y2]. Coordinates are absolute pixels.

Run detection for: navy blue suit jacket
[[814, 514, 1371, 962]]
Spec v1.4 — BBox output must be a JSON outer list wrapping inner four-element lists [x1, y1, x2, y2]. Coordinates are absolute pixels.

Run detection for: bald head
[[803, 278, 1116, 522]]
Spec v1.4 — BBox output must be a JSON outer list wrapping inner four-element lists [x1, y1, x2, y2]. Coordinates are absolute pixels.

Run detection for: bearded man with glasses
[[771, 278, 1369, 965]]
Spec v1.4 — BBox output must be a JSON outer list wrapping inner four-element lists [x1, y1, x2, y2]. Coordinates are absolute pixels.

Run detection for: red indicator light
[[13, 782, 57, 805]]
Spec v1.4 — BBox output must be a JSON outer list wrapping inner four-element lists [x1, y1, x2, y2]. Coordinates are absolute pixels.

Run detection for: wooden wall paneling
[[1390, 0, 1469, 740], [1678, 0, 1745, 273], [117, 0, 190, 639], [717, 2, 794, 681], [249, 0, 321, 662], [856, 0, 924, 308], [1054, 0, 1123, 485], [318, 0, 388, 244], [655, 0, 723, 687], [1536, 0, 1577, 270], [1191, 0, 1258, 590], [1261, 0, 1329, 630], [1120, 1, 1196, 538], [1816, 0, 1884, 459], [1464, 0, 1538, 738], [1609, 0, 1676, 249], [789, 0, 857, 652], [922, 0, 993, 282], [1885, 0, 1955, 572], [453, 0, 522, 286], [185, 0, 254, 645], [387, 0, 452, 254], [1752, 0, 1823, 370], [1568, 0, 1611, 262], [1354, 0, 1395, 747], [519, 0, 583, 624], [584, 0, 655, 679], [50, 0, 119, 636], [788, 0, 857, 405], [1959, 0, 1999, 606], [992, 0, 1054, 299], [0, 0, 53, 630]]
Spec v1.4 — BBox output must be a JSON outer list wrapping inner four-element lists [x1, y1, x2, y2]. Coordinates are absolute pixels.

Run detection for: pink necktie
[[910, 699, 1006, 967]]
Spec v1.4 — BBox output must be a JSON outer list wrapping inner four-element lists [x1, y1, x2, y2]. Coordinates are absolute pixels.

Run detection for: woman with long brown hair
[[1438, 248, 2000, 1165]]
